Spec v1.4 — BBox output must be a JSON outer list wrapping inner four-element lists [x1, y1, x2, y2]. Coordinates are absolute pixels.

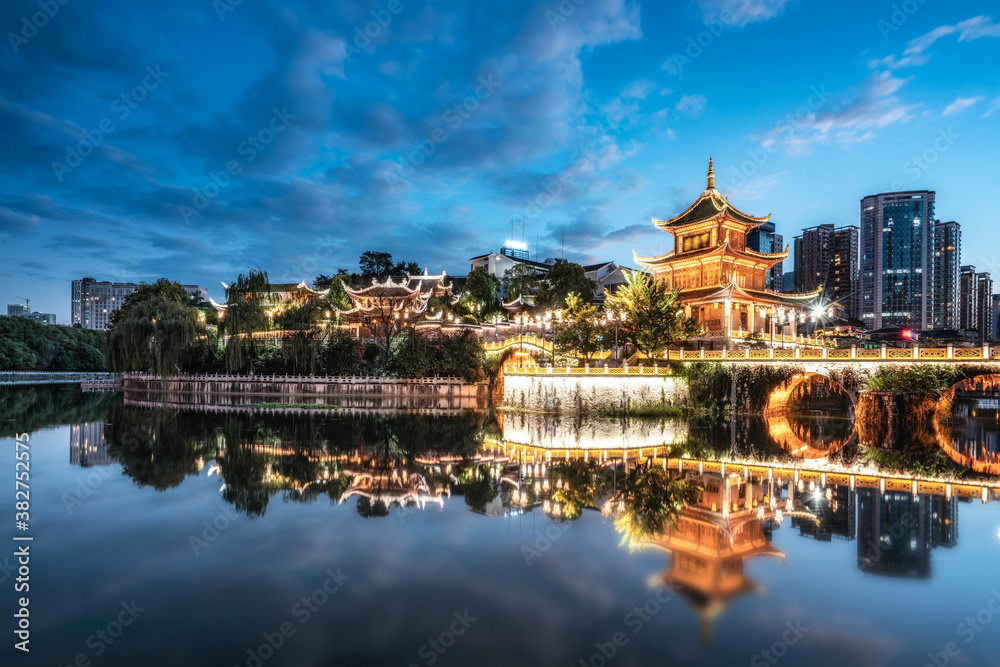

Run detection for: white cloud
[[874, 15, 1000, 70], [697, 0, 796, 27], [620, 79, 657, 100], [675, 94, 707, 119], [756, 72, 917, 153], [984, 98, 1000, 118], [942, 97, 982, 116]]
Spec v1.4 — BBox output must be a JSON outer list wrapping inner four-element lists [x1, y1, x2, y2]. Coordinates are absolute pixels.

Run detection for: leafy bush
[[438, 330, 485, 382], [319, 329, 363, 376], [389, 330, 433, 379]]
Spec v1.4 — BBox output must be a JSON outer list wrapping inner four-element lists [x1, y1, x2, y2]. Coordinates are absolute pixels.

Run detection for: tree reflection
[[105, 401, 218, 491], [550, 460, 610, 521], [609, 461, 701, 547]]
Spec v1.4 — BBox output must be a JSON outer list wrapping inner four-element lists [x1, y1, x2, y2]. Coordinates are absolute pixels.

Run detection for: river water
[[1, 384, 999, 667]]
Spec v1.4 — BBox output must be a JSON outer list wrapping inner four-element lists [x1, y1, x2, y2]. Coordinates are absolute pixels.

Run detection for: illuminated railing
[[499, 344, 1000, 366]]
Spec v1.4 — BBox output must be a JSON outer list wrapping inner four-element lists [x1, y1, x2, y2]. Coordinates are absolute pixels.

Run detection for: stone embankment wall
[[502, 374, 688, 413], [123, 373, 489, 410]]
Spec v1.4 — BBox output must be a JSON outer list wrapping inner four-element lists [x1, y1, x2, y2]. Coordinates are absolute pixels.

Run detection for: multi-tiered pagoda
[[635, 158, 821, 343]]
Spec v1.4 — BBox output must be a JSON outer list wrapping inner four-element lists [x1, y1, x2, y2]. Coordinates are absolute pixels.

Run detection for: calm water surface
[[1, 385, 999, 667]]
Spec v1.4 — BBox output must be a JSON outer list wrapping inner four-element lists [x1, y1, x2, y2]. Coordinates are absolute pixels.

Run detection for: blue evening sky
[[1, 0, 999, 322]]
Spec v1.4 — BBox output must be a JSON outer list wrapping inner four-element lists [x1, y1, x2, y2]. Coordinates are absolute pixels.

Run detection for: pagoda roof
[[676, 280, 823, 308], [653, 157, 771, 231], [343, 275, 425, 298], [634, 237, 788, 269]]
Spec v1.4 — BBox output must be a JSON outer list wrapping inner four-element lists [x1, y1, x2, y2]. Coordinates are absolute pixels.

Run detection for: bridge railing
[[502, 344, 999, 367]]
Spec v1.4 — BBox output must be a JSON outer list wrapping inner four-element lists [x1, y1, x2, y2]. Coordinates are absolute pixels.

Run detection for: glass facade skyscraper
[[860, 191, 936, 330], [746, 221, 784, 290], [933, 220, 961, 331]]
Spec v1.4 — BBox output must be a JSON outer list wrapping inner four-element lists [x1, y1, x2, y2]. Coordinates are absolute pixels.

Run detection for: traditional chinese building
[[635, 158, 821, 343]]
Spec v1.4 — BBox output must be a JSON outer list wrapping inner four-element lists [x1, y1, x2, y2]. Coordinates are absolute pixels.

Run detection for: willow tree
[[107, 279, 205, 375], [222, 269, 274, 374], [604, 270, 701, 358], [276, 297, 325, 374]]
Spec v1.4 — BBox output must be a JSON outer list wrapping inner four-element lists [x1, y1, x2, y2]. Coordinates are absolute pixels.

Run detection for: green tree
[[359, 251, 421, 278], [319, 329, 363, 375], [554, 292, 606, 361], [438, 330, 486, 382], [535, 261, 595, 309], [389, 329, 433, 379], [0, 338, 36, 370], [321, 269, 353, 311], [462, 267, 501, 319], [107, 279, 206, 375], [222, 268, 275, 374], [605, 270, 701, 358], [502, 263, 540, 301], [359, 251, 395, 278]]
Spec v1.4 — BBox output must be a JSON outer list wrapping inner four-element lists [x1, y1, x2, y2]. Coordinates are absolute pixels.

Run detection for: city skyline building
[[933, 220, 962, 331], [746, 221, 784, 291], [793, 224, 860, 319], [959, 266, 994, 342], [860, 191, 936, 331], [6, 303, 58, 325], [71, 278, 209, 330]]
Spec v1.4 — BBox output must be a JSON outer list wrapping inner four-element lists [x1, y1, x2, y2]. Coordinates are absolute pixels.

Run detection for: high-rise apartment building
[[794, 224, 859, 318], [794, 224, 834, 294], [932, 220, 961, 331], [71, 278, 209, 330], [959, 266, 994, 342], [746, 221, 784, 291], [860, 191, 936, 330]]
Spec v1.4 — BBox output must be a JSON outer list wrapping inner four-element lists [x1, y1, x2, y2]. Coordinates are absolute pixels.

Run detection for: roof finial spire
[[707, 155, 715, 190]]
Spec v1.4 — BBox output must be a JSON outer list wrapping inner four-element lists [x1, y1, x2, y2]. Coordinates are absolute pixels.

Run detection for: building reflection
[[638, 471, 785, 643], [857, 489, 958, 579], [69, 422, 113, 467]]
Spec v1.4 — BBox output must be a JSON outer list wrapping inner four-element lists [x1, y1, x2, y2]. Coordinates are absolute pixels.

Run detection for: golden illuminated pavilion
[[635, 158, 821, 342]]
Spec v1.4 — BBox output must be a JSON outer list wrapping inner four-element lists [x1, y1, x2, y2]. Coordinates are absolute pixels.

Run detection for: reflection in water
[[937, 376, 1000, 474], [70, 422, 113, 467], [83, 402, 979, 586]]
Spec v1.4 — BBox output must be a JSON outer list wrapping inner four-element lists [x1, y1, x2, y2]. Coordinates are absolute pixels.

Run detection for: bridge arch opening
[[934, 374, 1000, 475], [764, 372, 856, 459]]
